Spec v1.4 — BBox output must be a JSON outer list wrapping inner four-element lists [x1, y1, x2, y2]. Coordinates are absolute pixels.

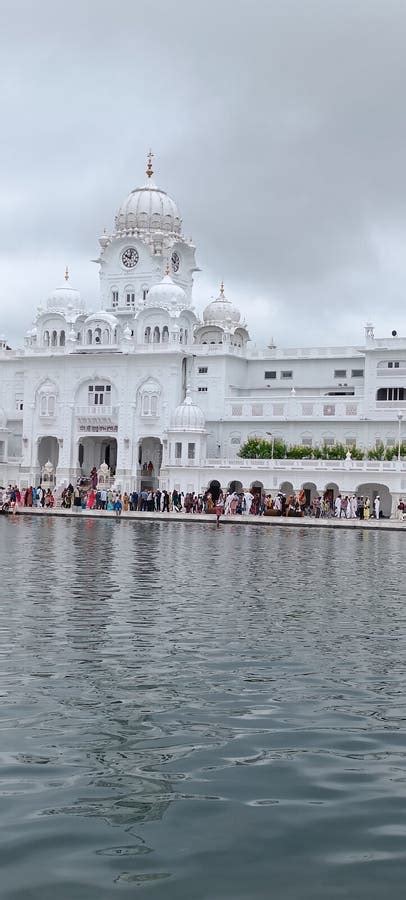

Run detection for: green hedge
[[238, 438, 402, 461]]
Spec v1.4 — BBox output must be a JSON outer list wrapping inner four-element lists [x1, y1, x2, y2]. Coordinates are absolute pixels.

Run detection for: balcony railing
[[375, 400, 406, 409], [225, 399, 359, 419], [203, 457, 406, 472], [76, 405, 118, 417]]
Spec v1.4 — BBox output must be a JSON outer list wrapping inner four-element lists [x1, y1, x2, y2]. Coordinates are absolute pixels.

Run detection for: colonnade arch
[[279, 481, 294, 495], [228, 480, 243, 492], [37, 435, 59, 469], [302, 481, 318, 506], [207, 479, 221, 502], [78, 436, 117, 474], [138, 436, 163, 489], [356, 482, 392, 517]]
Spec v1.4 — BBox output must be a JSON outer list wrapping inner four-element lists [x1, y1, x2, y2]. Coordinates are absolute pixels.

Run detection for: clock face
[[171, 250, 180, 273], [121, 247, 139, 268]]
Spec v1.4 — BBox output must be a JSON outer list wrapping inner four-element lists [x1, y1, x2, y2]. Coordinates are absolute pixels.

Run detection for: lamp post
[[398, 411, 403, 462], [266, 432, 275, 460]]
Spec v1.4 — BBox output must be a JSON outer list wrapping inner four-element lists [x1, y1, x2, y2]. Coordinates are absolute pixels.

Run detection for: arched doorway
[[356, 482, 392, 518], [208, 479, 221, 503], [78, 436, 117, 475], [302, 481, 318, 507], [138, 437, 162, 489], [229, 480, 243, 493], [279, 480, 293, 496], [324, 482, 339, 509], [38, 436, 59, 470]]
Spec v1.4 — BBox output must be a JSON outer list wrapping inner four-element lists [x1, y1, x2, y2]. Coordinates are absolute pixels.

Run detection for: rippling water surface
[[1, 517, 406, 899]]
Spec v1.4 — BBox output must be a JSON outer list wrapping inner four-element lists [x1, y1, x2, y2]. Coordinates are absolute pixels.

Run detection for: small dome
[[85, 311, 119, 327], [47, 268, 84, 313], [202, 283, 241, 326], [115, 155, 182, 236], [170, 389, 205, 431], [147, 273, 187, 310]]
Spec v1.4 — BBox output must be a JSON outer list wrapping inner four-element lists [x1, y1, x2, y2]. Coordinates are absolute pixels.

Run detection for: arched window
[[153, 325, 160, 343], [87, 329, 92, 345], [162, 325, 169, 343], [103, 328, 110, 344], [139, 380, 161, 417], [39, 393, 56, 417], [144, 326, 151, 343], [94, 327, 102, 344], [179, 327, 184, 344], [77, 332, 82, 344], [184, 328, 188, 344], [43, 330, 50, 347], [377, 387, 405, 401], [51, 330, 58, 347], [112, 289, 119, 308], [59, 330, 65, 347], [377, 360, 406, 369]]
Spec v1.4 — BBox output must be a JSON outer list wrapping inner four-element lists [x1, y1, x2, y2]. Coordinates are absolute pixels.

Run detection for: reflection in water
[[1, 518, 406, 899]]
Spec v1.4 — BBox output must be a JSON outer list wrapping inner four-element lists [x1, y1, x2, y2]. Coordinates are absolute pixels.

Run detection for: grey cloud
[[1, 0, 406, 346]]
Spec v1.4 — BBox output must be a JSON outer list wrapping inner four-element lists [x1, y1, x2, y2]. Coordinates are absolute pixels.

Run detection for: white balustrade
[[75, 405, 117, 417]]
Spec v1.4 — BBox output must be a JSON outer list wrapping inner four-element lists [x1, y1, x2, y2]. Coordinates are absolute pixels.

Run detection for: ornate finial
[[220, 281, 225, 296], [146, 149, 154, 179], [64, 266, 69, 282]]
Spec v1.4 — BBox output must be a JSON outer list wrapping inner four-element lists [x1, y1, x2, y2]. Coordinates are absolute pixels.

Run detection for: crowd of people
[[0, 485, 55, 511], [1, 482, 405, 521]]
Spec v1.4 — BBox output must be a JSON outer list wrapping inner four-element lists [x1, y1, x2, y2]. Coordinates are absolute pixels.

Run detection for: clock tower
[[95, 152, 198, 322]]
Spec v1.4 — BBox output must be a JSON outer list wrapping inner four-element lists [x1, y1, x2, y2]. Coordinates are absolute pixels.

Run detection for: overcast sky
[[1, 0, 406, 347]]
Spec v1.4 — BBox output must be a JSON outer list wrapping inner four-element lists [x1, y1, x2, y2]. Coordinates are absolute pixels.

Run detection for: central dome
[[115, 153, 182, 236]]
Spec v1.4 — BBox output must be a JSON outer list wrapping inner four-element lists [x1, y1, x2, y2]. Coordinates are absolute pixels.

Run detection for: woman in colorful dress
[[86, 489, 96, 509]]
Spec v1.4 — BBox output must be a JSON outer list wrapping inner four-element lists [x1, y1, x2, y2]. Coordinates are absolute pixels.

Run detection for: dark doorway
[[208, 480, 221, 502]]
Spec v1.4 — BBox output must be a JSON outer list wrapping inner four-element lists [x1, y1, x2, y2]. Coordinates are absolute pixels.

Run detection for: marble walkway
[[13, 507, 406, 531]]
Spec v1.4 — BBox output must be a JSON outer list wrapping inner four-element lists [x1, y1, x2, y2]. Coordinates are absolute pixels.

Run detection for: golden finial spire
[[64, 266, 69, 282], [220, 280, 225, 296], [146, 149, 154, 179]]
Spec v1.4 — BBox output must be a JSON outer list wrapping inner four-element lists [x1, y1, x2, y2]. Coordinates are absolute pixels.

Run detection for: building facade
[[1, 155, 406, 515]]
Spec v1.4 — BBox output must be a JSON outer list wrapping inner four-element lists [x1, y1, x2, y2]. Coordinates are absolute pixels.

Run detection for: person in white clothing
[[350, 495, 358, 518], [244, 491, 254, 515], [374, 496, 380, 519], [335, 495, 341, 518]]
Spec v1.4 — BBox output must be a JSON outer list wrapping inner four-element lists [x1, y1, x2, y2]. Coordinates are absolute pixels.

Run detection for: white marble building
[[1, 153, 406, 515]]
